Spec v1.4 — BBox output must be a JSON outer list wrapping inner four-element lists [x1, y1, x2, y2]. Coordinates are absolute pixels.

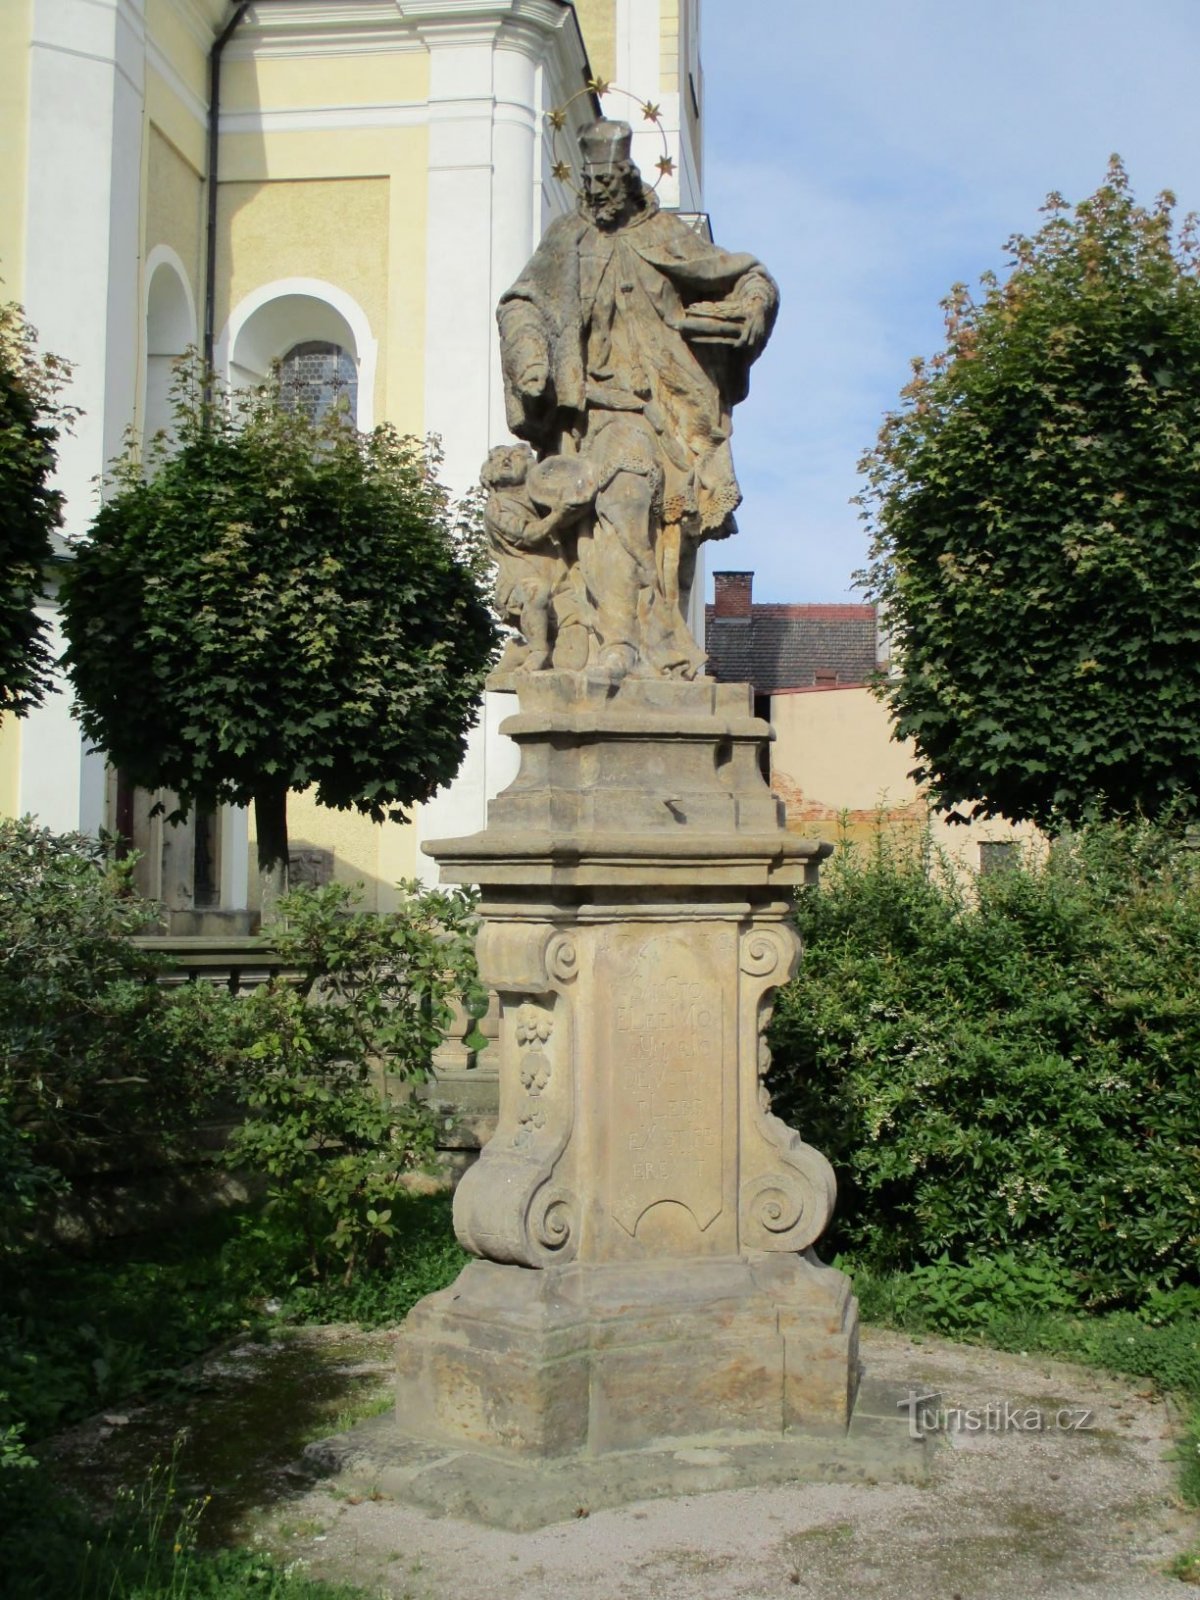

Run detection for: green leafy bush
[[0, 818, 236, 1253], [768, 816, 1200, 1306], [226, 880, 480, 1289], [0, 832, 478, 1454]]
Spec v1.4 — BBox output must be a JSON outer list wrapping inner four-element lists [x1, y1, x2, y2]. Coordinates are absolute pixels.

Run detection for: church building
[[0, 0, 705, 923]]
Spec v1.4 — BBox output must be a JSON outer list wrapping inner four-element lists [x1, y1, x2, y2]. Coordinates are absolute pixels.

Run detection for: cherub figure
[[481, 443, 597, 676]]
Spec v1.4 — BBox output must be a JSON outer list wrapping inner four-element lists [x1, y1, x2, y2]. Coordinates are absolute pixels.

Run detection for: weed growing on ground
[[0, 1434, 375, 1599]]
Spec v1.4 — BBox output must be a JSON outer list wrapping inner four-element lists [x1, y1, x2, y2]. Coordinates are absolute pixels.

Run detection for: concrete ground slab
[[256, 1326, 1198, 1600]]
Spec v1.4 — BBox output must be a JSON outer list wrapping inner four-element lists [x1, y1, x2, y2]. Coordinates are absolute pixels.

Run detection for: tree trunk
[[254, 783, 290, 925]]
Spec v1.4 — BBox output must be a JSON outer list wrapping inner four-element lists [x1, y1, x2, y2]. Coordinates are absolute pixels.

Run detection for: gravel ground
[[249, 1327, 1198, 1600]]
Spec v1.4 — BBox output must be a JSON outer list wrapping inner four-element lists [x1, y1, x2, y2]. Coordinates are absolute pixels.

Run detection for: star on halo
[[551, 160, 572, 182], [641, 101, 662, 122], [586, 76, 611, 97], [655, 155, 676, 178], [546, 106, 567, 130]]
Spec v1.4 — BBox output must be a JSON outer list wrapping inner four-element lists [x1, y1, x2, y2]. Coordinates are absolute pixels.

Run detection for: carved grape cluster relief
[[515, 1004, 553, 1047], [515, 1002, 553, 1095]]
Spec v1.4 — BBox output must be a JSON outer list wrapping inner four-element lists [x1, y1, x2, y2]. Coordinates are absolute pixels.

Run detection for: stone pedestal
[[398, 672, 859, 1459]]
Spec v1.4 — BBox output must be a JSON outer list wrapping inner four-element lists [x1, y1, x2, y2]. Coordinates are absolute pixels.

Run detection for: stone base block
[[306, 1370, 928, 1532], [393, 1251, 859, 1459]]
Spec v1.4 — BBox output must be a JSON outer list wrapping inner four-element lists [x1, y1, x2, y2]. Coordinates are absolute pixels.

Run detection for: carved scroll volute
[[737, 923, 836, 1252], [452, 924, 580, 1269]]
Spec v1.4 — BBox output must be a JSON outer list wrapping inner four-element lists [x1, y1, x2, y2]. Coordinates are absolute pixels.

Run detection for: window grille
[[279, 340, 358, 425]]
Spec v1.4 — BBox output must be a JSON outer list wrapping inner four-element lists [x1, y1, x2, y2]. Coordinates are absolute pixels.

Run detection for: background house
[[706, 569, 1032, 867], [0, 0, 706, 923]]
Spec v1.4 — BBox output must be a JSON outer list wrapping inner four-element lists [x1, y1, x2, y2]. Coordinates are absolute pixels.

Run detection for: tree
[[859, 158, 1200, 829], [60, 377, 499, 884], [0, 301, 73, 715]]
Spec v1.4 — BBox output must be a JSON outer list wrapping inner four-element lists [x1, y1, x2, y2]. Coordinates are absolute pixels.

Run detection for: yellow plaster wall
[[216, 124, 429, 436], [0, 716, 21, 818], [216, 174, 391, 415], [0, 0, 31, 299], [146, 0, 211, 106], [221, 126, 419, 186], [383, 131, 427, 438], [660, 0, 679, 89], [146, 125, 205, 298], [247, 797, 419, 912], [146, 67, 207, 177], [222, 52, 428, 116], [572, 0, 616, 84], [769, 687, 1033, 866]]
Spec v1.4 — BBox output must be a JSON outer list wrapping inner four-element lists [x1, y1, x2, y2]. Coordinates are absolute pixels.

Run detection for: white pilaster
[[420, 17, 506, 498], [26, 0, 147, 534], [20, 578, 105, 836], [416, 5, 579, 865], [21, 0, 147, 835]]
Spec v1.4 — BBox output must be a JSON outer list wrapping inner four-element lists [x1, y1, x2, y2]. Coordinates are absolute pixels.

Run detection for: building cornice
[[219, 100, 426, 134], [232, 1, 423, 58], [147, 34, 210, 128], [174, 0, 230, 51], [231, 0, 578, 60]]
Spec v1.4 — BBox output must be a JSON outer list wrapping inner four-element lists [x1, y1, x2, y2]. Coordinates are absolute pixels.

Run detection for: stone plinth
[[397, 672, 859, 1463]]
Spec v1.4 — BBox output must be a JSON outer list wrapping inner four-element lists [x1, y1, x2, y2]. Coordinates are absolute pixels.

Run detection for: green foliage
[[768, 816, 1200, 1306], [228, 881, 479, 1287], [860, 158, 1200, 827], [864, 1252, 1081, 1338], [0, 831, 476, 1444], [231, 1189, 468, 1328], [0, 1211, 264, 1448], [61, 372, 500, 871], [0, 817, 236, 1252], [0, 300, 74, 715], [0, 1440, 375, 1600], [0, 1190, 462, 1460]]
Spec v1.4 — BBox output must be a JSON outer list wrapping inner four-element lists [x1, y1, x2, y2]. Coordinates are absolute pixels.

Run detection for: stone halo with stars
[[545, 79, 675, 193]]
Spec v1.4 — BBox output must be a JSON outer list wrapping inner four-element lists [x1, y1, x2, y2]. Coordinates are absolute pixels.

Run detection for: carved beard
[[586, 170, 643, 231]]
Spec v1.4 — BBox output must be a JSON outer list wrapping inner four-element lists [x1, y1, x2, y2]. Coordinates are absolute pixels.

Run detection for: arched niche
[[143, 247, 197, 454], [216, 279, 377, 429]]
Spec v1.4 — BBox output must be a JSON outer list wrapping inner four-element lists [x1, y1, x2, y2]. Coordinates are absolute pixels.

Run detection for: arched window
[[219, 280, 377, 430], [279, 340, 358, 425], [143, 252, 196, 454]]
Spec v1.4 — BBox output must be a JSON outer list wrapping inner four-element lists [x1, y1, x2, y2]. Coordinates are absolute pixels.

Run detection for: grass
[[0, 1192, 464, 1450], [849, 1255, 1200, 1575], [0, 1440, 378, 1600], [6, 1194, 1197, 1589], [0, 1193, 464, 1600]]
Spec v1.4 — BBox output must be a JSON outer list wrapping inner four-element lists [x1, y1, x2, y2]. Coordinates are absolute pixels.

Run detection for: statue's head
[[481, 443, 534, 489], [579, 119, 643, 230]]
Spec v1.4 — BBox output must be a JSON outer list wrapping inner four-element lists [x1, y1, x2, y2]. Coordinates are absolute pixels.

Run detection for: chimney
[[713, 570, 753, 619]]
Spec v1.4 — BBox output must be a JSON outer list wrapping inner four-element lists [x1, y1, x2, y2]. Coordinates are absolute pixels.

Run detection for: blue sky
[[701, 0, 1200, 602]]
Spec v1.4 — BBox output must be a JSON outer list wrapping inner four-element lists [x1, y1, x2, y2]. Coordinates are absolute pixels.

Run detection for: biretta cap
[[579, 119, 633, 171]]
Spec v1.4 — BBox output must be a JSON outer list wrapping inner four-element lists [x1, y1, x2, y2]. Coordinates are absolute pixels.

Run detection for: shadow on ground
[[49, 1326, 394, 1547]]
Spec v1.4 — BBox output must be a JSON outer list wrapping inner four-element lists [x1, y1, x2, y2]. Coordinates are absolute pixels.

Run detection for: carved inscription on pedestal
[[603, 930, 724, 1238]]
